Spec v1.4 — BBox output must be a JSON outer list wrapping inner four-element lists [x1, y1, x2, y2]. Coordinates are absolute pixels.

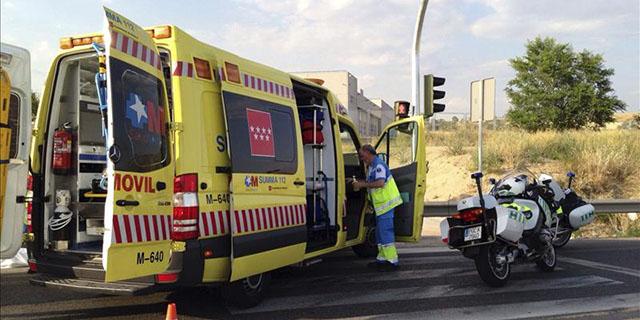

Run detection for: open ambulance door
[[0, 44, 32, 259], [374, 116, 426, 242], [101, 8, 174, 282], [219, 71, 307, 281]]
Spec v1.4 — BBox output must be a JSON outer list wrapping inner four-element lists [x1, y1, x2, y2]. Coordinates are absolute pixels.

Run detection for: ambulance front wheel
[[352, 226, 378, 258], [223, 272, 271, 308]]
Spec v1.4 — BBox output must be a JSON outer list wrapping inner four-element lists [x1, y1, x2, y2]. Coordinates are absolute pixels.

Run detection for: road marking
[[561, 257, 640, 278], [279, 265, 566, 289], [325, 254, 465, 265], [233, 275, 621, 314], [341, 293, 640, 320], [329, 246, 451, 258]]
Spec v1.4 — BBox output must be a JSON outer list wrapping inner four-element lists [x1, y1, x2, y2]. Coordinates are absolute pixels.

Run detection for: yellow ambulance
[[19, 8, 430, 307], [1, 42, 32, 260]]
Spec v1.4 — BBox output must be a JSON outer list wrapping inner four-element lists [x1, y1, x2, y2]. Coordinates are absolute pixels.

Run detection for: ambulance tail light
[[26, 175, 33, 233], [172, 173, 199, 240], [155, 272, 179, 284], [28, 259, 37, 273]]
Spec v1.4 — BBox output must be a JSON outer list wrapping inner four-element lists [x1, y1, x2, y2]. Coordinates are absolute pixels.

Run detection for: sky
[[1, 0, 639, 117]]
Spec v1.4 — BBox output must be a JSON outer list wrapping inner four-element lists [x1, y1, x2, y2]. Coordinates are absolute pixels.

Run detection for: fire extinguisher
[[52, 122, 73, 175]]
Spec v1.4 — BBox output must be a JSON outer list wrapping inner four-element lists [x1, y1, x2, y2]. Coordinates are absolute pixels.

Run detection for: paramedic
[[352, 144, 403, 271]]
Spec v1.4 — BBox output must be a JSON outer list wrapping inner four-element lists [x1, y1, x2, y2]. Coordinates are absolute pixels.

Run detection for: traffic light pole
[[412, 0, 429, 115]]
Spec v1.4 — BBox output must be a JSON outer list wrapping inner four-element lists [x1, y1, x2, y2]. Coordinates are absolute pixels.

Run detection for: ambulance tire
[[223, 272, 271, 308], [352, 226, 378, 258]]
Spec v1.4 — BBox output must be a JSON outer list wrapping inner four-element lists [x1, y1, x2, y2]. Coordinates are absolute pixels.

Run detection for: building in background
[[292, 70, 394, 137]]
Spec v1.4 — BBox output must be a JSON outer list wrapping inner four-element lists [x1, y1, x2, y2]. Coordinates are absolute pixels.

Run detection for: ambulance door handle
[[294, 180, 305, 186], [116, 200, 140, 207]]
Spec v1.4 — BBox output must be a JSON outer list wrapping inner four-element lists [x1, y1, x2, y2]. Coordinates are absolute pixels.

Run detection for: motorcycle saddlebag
[[568, 204, 595, 229]]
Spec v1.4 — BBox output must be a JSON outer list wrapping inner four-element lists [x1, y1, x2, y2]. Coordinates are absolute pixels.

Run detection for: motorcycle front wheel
[[474, 242, 510, 287], [536, 244, 557, 272]]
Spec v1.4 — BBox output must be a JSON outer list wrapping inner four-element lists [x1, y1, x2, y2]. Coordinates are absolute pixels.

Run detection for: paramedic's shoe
[[377, 261, 399, 272], [367, 261, 385, 269]]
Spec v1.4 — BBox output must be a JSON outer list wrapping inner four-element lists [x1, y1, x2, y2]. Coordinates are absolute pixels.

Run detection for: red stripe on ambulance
[[112, 214, 172, 244], [110, 30, 161, 70]]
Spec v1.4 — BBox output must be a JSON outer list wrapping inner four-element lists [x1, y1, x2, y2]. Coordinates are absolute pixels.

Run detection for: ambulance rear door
[[374, 116, 426, 242], [0, 43, 32, 259], [219, 67, 307, 281], [101, 8, 175, 282]]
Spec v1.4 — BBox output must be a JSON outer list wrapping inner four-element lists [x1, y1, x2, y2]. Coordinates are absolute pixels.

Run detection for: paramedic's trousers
[[376, 209, 398, 265]]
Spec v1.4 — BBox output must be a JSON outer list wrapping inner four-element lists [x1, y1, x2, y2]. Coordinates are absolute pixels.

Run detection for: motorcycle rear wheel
[[474, 243, 510, 287], [552, 230, 572, 248]]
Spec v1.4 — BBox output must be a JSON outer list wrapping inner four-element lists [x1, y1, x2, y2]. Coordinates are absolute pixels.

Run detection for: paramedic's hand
[[352, 180, 365, 192]]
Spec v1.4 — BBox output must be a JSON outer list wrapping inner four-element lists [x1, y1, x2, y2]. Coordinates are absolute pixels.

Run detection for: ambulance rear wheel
[[223, 272, 271, 308], [352, 226, 378, 258]]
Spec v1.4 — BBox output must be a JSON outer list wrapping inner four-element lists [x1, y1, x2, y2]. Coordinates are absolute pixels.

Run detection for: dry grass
[[429, 128, 640, 199]]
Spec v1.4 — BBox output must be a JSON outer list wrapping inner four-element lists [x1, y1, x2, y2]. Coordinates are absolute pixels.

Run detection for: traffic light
[[424, 74, 446, 117], [394, 100, 411, 119]]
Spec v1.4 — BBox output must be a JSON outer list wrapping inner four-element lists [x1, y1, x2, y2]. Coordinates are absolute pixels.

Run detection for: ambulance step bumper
[[30, 275, 158, 295]]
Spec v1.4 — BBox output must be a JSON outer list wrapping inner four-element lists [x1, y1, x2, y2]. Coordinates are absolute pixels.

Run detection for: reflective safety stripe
[[370, 176, 403, 215], [378, 243, 399, 264], [500, 202, 531, 212]]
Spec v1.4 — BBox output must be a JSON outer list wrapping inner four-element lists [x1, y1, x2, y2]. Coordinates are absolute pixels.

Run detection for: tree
[[506, 37, 625, 131], [31, 92, 39, 119]]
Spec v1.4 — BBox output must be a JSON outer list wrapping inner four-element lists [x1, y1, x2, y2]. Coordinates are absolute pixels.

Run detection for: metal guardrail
[[424, 199, 640, 217]]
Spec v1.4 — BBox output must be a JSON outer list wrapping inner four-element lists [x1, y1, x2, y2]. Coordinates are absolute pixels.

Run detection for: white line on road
[[343, 292, 640, 320], [279, 265, 566, 290], [561, 257, 640, 278], [233, 275, 622, 314]]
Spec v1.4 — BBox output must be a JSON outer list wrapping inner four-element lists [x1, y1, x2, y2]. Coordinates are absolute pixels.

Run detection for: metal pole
[[478, 80, 484, 172], [412, 0, 429, 115]]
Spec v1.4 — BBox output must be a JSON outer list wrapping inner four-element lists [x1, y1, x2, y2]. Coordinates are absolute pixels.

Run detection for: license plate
[[464, 226, 482, 241]]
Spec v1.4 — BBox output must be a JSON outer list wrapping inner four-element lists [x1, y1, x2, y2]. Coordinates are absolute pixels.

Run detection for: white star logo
[[261, 127, 267, 134], [129, 95, 147, 123], [254, 134, 259, 140], [267, 128, 271, 135], [259, 135, 264, 141], [265, 136, 270, 141], [250, 126, 255, 132]]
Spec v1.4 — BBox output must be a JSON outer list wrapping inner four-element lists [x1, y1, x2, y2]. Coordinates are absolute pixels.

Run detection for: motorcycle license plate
[[464, 226, 482, 241]]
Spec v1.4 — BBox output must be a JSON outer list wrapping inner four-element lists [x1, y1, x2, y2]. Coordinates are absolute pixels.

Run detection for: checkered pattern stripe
[[234, 204, 306, 234], [199, 204, 307, 237], [216, 67, 295, 100], [172, 61, 194, 78], [199, 210, 230, 237], [110, 30, 162, 70], [241, 73, 295, 100], [112, 214, 172, 244]]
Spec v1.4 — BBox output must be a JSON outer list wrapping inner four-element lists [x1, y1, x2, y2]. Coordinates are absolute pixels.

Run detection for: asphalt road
[[1, 238, 639, 320]]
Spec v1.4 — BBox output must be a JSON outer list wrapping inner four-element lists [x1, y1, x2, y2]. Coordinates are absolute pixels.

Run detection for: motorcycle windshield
[[491, 169, 539, 197]]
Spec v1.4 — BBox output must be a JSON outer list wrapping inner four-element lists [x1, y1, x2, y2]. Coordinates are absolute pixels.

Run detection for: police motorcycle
[[440, 171, 557, 287], [533, 172, 596, 248]]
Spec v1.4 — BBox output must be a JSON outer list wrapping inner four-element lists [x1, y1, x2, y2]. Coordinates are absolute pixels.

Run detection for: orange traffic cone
[[165, 302, 178, 320]]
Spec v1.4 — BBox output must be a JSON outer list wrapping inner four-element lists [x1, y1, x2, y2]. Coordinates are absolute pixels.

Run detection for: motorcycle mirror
[[489, 178, 496, 185], [566, 171, 575, 178]]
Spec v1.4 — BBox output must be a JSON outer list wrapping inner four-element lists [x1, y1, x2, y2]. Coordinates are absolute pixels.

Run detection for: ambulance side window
[[110, 58, 170, 172], [377, 122, 417, 169], [8, 93, 20, 159], [339, 123, 364, 179], [223, 91, 297, 174]]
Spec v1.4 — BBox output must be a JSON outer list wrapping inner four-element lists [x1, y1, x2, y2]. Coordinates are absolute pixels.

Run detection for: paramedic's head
[[358, 144, 377, 165]]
